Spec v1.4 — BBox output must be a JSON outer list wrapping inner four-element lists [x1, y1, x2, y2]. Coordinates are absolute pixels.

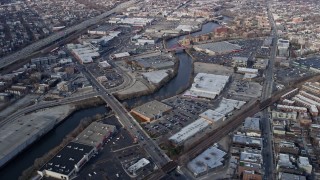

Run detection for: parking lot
[[75, 116, 154, 180], [191, 39, 264, 67], [143, 96, 219, 138], [274, 65, 313, 84]]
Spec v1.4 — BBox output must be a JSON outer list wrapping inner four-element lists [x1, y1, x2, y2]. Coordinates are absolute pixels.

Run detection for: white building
[[127, 158, 150, 176], [298, 156, 312, 174], [169, 118, 211, 145], [187, 73, 230, 99], [187, 144, 226, 177]]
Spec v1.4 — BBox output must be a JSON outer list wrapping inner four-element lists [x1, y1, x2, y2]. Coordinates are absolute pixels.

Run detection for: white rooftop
[[128, 158, 150, 175], [142, 70, 170, 84], [169, 118, 211, 145], [189, 73, 229, 99], [187, 144, 226, 176], [199, 98, 246, 123]]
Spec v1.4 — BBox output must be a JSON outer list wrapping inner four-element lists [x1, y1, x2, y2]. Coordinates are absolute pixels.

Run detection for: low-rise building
[[298, 156, 312, 174], [187, 144, 226, 177], [38, 142, 95, 180], [127, 158, 150, 176], [131, 100, 172, 122]]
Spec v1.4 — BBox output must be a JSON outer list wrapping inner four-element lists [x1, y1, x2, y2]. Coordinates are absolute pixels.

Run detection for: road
[[81, 66, 171, 168], [0, 0, 139, 71], [261, 1, 278, 179], [0, 91, 99, 126]]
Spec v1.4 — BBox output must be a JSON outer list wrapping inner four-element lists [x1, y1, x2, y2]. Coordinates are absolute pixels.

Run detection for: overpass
[[0, 0, 139, 72]]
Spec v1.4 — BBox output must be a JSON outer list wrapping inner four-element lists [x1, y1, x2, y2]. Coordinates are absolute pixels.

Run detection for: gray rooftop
[[194, 41, 241, 54], [132, 100, 172, 120], [73, 122, 116, 147], [243, 117, 260, 131]]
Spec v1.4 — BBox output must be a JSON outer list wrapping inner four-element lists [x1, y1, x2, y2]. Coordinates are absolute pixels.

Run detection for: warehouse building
[[199, 98, 246, 122], [38, 142, 95, 180], [131, 100, 172, 122], [193, 41, 241, 55], [187, 73, 230, 99], [73, 122, 116, 151], [187, 144, 226, 177], [67, 43, 100, 64], [169, 118, 211, 145]]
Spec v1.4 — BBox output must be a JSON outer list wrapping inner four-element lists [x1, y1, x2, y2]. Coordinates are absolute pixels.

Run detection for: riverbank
[[115, 56, 180, 101]]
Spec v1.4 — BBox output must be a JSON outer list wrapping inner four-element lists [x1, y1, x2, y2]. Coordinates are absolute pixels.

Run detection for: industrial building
[[67, 43, 100, 64], [187, 73, 230, 99], [169, 118, 211, 145], [73, 122, 116, 151], [193, 41, 241, 55], [187, 144, 226, 177], [131, 100, 172, 122], [38, 142, 95, 180], [142, 70, 171, 85], [0, 113, 56, 168], [129, 52, 175, 70], [199, 98, 246, 122], [127, 158, 151, 176]]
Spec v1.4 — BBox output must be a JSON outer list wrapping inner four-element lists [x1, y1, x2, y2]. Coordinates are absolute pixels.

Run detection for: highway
[[81, 66, 172, 168], [0, 0, 139, 71], [0, 92, 99, 126], [261, 1, 278, 179]]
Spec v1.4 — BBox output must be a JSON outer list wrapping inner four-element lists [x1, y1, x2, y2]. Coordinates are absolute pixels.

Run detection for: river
[[125, 21, 221, 107], [0, 106, 108, 180], [0, 21, 221, 180]]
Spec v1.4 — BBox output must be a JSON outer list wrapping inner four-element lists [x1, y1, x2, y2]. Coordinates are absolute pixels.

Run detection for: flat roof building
[[187, 144, 226, 177], [169, 118, 211, 145], [242, 117, 261, 137], [73, 122, 116, 150], [38, 142, 95, 180], [127, 158, 150, 176], [199, 98, 246, 122], [233, 134, 262, 149], [279, 172, 306, 180], [188, 73, 230, 99], [131, 100, 172, 122], [193, 41, 241, 55]]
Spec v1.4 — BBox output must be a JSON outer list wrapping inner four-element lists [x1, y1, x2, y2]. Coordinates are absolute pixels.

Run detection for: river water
[[125, 21, 220, 107], [0, 106, 108, 180], [0, 21, 221, 180]]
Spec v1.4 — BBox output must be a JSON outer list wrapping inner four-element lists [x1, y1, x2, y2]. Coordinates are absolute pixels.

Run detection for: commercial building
[[237, 67, 259, 75], [187, 73, 230, 99], [242, 117, 261, 137], [187, 144, 226, 177], [278, 172, 306, 180], [233, 134, 262, 149], [127, 158, 150, 176], [131, 100, 172, 122], [38, 142, 95, 180], [253, 58, 269, 69], [277, 39, 290, 57], [73, 122, 116, 151], [169, 118, 211, 145], [231, 56, 248, 67], [193, 41, 241, 55], [298, 156, 312, 174]]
